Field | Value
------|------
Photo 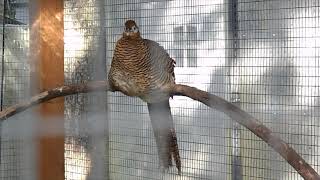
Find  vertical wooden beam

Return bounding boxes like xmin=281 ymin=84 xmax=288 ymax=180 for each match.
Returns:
xmin=30 ymin=0 xmax=64 ymax=180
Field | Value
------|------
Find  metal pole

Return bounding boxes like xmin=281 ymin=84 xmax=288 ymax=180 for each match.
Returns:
xmin=87 ymin=0 xmax=108 ymax=179
xmin=227 ymin=0 xmax=242 ymax=179
xmin=0 ymin=0 xmax=7 ymax=168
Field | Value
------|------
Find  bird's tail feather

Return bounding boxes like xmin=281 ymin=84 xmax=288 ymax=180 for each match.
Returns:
xmin=147 ymin=100 xmax=181 ymax=174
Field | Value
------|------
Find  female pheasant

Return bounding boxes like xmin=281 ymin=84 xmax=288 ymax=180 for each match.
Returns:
xmin=108 ymin=20 xmax=181 ymax=174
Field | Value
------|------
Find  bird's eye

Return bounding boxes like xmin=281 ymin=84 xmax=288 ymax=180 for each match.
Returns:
xmin=133 ymin=27 xmax=136 ymax=30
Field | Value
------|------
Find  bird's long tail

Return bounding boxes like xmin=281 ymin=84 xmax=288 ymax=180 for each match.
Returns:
xmin=147 ymin=100 xmax=181 ymax=174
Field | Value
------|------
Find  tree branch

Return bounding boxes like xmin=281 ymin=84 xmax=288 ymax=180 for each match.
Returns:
xmin=0 ymin=81 xmax=318 ymax=179
xmin=170 ymin=84 xmax=320 ymax=180
xmin=0 ymin=81 xmax=109 ymax=121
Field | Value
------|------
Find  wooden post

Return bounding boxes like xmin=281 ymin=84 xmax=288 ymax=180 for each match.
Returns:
xmin=29 ymin=0 xmax=64 ymax=180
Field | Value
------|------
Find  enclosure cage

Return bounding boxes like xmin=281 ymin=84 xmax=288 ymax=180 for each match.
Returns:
xmin=0 ymin=0 xmax=319 ymax=180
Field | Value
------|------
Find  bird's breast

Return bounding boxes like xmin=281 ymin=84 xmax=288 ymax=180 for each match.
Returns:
xmin=109 ymin=37 xmax=174 ymax=102
xmin=110 ymin=39 xmax=150 ymax=96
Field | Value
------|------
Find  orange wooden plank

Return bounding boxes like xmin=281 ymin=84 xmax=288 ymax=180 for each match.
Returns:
xmin=30 ymin=0 xmax=64 ymax=180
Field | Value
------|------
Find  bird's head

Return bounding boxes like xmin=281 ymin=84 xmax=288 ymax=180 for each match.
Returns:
xmin=123 ymin=20 xmax=140 ymax=38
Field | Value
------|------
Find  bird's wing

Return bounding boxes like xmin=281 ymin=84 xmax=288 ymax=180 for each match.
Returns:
xmin=143 ymin=39 xmax=175 ymax=85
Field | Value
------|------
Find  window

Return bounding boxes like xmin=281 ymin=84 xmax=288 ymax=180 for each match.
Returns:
xmin=173 ymin=25 xmax=197 ymax=67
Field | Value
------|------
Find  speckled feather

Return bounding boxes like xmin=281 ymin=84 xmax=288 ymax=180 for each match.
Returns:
xmin=108 ymin=31 xmax=175 ymax=102
xmin=108 ymin=20 xmax=181 ymax=174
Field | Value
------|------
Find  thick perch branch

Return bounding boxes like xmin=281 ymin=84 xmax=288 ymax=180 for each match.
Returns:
xmin=0 ymin=81 xmax=109 ymax=121
xmin=170 ymin=84 xmax=320 ymax=180
xmin=0 ymin=81 xmax=318 ymax=180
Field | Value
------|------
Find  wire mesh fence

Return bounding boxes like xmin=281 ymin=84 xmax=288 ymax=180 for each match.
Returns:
xmin=64 ymin=0 xmax=108 ymax=179
xmin=0 ymin=0 xmax=32 ymax=179
xmin=0 ymin=0 xmax=319 ymax=180
xmin=105 ymin=1 xmax=231 ymax=179
xmin=235 ymin=1 xmax=320 ymax=179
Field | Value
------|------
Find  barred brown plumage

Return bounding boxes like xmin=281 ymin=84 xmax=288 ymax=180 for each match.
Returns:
xmin=108 ymin=20 xmax=181 ymax=174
